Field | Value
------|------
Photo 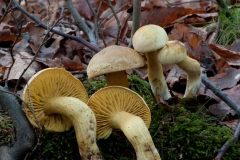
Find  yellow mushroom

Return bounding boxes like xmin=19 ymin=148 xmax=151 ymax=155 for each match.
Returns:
xmin=132 ymin=24 xmax=171 ymax=101
xmin=157 ymin=40 xmax=202 ymax=98
xmin=87 ymin=45 xmax=145 ymax=88
xmin=22 ymin=68 xmax=103 ymax=160
xmin=87 ymin=86 xmax=161 ymax=160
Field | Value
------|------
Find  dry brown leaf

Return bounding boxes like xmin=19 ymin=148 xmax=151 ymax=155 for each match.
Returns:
xmin=222 ymin=119 xmax=239 ymax=131
xmin=3 ymin=52 xmax=38 ymax=81
xmin=209 ymin=102 xmax=236 ymax=119
xmin=209 ymin=68 xmax=240 ymax=90
xmin=166 ymin=65 xmax=186 ymax=89
xmin=100 ymin=11 xmax=128 ymax=46
xmin=215 ymin=58 xmax=232 ymax=74
xmin=209 ymin=43 xmax=240 ymax=66
xmin=22 ymin=22 xmax=45 ymax=46
xmin=208 ymin=85 xmax=240 ymax=118
xmin=172 ymin=13 xmax=218 ymax=27
xmin=142 ymin=0 xmax=215 ymax=11
xmin=37 ymin=55 xmax=84 ymax=71
xmin=73 ymin=0 xmax=113 ymax=21
xmin=0 ymin=29 xmax=21 ymax=43
xmin=168 ymin=23 xmax=207 ymax=59
xmin=198 ymin=83 xmax=221 ymax=103
xmin=0 ymin=54 xmax=12 ymax=69
xmin=141 ymin=7 xmax=204 ymax=27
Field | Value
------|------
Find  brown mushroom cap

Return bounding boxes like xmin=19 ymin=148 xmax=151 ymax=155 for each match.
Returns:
xmin=22 ymin=68 xmax=89 ymax=132
xmin=157 ymin=40 xmax=187 ymax=65
xmin=132 ymin=24 xmax=168 ymax=53
xmin=87 ymin=86 xmax=151 ymax=139
xmin=87 ymin=45 xmax=145 ymax=79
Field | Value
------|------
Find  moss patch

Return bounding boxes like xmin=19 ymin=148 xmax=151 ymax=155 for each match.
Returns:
xmin=0 ymin=113 xmax=14 ymax=146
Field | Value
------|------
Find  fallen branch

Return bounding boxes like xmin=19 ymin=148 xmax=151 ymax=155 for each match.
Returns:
xmin=201 ymin=69 xmax=240 ymax=159
xmin=10 ymin=0 xmax=100 ymax=53
xmin=64 ymin=0 xmax=98 ymax=48
xmin=0 ymin=86 xmax=36 ymax=160
xmin=214 ymin=119 xmax=240 ymax=160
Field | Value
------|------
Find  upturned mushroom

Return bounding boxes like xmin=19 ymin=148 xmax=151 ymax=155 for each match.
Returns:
xmin=22 ymin=68 xmax=103 ymax=160
xmin=132 ymin=24 xmax=171 ymax=101
xmin=87 ymin=86 xmax=161 ymax=160
xmin=87 ymin=45 xmax=145 ymax=88
xmin=157 ymin=40 xmax=202 ymax=98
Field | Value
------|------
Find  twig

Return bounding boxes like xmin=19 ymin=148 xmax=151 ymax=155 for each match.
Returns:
xmin=107 ymin=0 xmax=121 ymax=45
xmin=108 ymin=34 xmax=128 ymax=45
xmin=85 ymin=0 xmax=99 ymax=41
xmin=128 ymin=0 xmax=141 ymax=48
xmin=201 ymin=70 xmax=240 ymax=114
xmin=14 ymin=17 xmax=62 ymax=93
xmin=99 ymin=1 xmax=130 ymax=26
xmin=0 ymin=0 xmax=13 ymax=23
xmin=10 ymin=0 xmax=100 ymax=52
xmin=201 ymin=69 xmax=240 ymax=159
xmin=64 ymin=0 xmax=98 ymax=48
xmin=214 ymin=118 xmax=240 ymax=160
xmin=5 ymin=12 xmax=23 ymax=89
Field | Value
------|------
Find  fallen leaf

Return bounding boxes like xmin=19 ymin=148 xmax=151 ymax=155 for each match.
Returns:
xmin=3 ymin=52 xmax=38 ymax=81
xmin=222 ymin=119 xmax=239 ymax=131
xmin=209 ymin=68 xmax=240 ymax=90
xmin=141 ymin=7 xmax=204 ymax=27
xmin=168 ymin=23 xmax=207 ymax=59
xmin=209 ymin=102 xmax=236 ymax=119
xmin=209 ymin=43 xmax=240 ymax=66
xmin=208 ymin=84 xmax=240 ymax=118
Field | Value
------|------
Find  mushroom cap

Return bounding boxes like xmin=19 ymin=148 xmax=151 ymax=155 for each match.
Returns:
xmin=87 ymin=45 xmax=145 ymax=79
xmin=157 ymin=40 xmax=187 ymax=65
xmin=87 ymin=86 xmax=151 ymax=139
xmin=22 ymin=68 xmax=89 ymax=131
xmin=132 ymin=24 xmax=168 ymax=53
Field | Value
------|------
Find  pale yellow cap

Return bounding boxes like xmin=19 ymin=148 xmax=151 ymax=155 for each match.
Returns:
xmin=87 ymin=45 xmax=145 ymax=79
xmin=132 ymin=24 xmax=168 ymax=53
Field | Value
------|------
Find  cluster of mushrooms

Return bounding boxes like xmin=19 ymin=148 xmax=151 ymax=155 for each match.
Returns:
xmin=22 ymin=24 xmax=201 ymax=160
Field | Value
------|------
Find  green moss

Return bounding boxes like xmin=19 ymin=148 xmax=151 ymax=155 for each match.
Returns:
xmin=7 ymin=75 xmax=240 ymax=159
xmin=0 ymin=113 xmax=14 ymax=146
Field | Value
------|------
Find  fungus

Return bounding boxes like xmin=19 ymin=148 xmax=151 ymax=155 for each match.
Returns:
xmin=132 ymin=24 xmax=171 ymax=101
xmin=87 ymin=86 xmax=161 ymax=160
xmin=157 ymin=40 xmax=201 ymax=98
xmin=87 ymin=45 xmax=145 ymax=87
xmin=22 ymin=68 xmax=103 ymax=160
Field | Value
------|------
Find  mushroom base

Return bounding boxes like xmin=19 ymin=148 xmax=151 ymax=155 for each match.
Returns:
xmin=111 ymin=111 xmax=161 ymax=160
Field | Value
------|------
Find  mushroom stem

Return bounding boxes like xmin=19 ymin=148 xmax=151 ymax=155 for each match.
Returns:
xmin=111 ymin=111 xmax=161 ymax=160
xmin=146 ymin=51 xmax=171 ymax=101
xmin=106 ymin=70 xmax=129 ymax=87
xmin=43 ymin=97 xmax=103 ymax=160
xmin=176 ymin=56 xmax=202 ymax=98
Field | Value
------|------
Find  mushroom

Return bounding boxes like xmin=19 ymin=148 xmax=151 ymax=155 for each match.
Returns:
xmin=87 ymin=86 xmax=161 ymax=160
xmin=22 ymin=68 xmax=103 ymax=160
xmin=157 ymin=40 xmax=202 ymax=98
xmin=87 ymin=45 xmax=145 ymax=88
xmin=132 ymin=24 xmax=171 ymax=101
